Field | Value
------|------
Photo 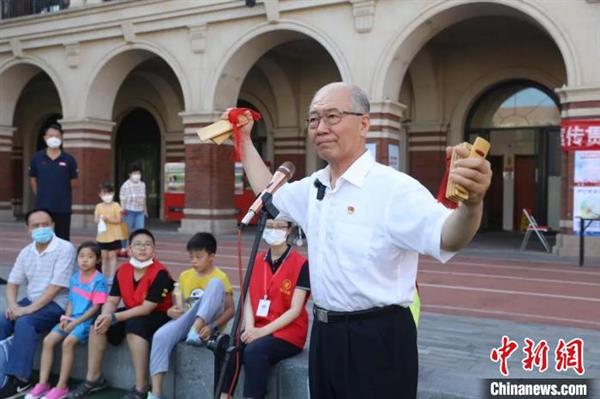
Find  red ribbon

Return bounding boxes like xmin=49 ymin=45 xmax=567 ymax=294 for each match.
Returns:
xmin=436 ymin=155 xmax=458 ymax=209
xmin=227 ymin=108 xmax=262 ymax=161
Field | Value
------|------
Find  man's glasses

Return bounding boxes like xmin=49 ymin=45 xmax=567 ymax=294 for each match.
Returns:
xmin=306 ymin=109 xmax=364 ymax=129
xmin=131 ymin=242 xmax=154 ymax=249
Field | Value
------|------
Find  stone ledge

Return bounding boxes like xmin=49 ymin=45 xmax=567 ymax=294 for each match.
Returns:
xmin=1 ymin=287 xmax=483 ymax=399
xmin=34 ymin=341 xmax=308 ymax=399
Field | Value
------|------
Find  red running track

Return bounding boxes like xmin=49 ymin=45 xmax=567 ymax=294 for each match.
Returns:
xmin=1 ymin=228 xmax=599 ymax=331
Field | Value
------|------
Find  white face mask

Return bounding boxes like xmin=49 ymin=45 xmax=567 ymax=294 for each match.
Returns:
xmin=46 ymin=137 xmax=62 ymax=149
xmin=130 ymin=173 xmax=141 ymax=182
xmin=101 ymin=194 xmax=114 ymax=203
xmin=262 ymin=228 xmax=288 ymax=246
xmin=130 ymin=257 xmax=153 ymax=269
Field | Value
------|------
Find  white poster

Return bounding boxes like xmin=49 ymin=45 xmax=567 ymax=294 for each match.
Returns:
xmin=572 ymin=150 xmax=600 ymax=235
xmin=573 ymin=187 xmax=600 ymax=235
xmin=388 ymin=144 xmax=399 ymax=170
xmin=366 ymin=143 xmax=377 ymax=159
xmin=164 ymin=162 xmax=185 ymax=193
xmin=574 ymin=151 xmax=600 ymax=185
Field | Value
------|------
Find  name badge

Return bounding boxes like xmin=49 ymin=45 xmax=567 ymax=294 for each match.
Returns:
xmin=59 ymin=161 xmax=67 ymax=167
xmin=256 ymin=298 xmax=271 ymax=317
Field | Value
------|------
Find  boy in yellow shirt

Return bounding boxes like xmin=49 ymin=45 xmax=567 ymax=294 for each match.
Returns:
xmin=148 ymin=232 xmax=234 ymax=399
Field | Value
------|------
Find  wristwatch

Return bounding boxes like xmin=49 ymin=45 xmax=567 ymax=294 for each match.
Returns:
xmin=111 ymin=313 xmax=118 ymax=325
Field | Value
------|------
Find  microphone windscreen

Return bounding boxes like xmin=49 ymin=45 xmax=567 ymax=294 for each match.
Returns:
xmin=278 ymin=161 xmax=296 ymax=179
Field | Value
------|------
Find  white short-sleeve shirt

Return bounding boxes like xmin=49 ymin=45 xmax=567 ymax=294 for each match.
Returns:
xmin=273 ymin=151 xmax=455 ymax=311
xmin=8 ymin=234 xmax=76 ymax=309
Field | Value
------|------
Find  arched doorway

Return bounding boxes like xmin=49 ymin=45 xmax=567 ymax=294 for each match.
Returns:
xmin=466 ymin=82 xmax=561 ymax=231
xmin=6 ymin=67 xmax=64 ymax=215
xmin=115 ymin=108 xmax=161 ymax=218
xmin=212 ymin=30 xmax=344 ymax=178
xmin=84 ymin=48 xmax=186 ymax=222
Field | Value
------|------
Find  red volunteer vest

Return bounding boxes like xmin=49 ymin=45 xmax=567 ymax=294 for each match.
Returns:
xmin=116 ymin=260 xmax=172 ymax=312
xmin=248 ymin=250 xmax=309 ymax=349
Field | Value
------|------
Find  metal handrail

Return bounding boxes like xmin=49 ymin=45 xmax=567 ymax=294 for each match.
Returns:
xmin=1 ymin=0 xmax=70 ymax=20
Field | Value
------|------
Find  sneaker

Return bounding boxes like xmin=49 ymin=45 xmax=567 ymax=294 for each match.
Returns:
xmin=121 ymin=387 xmax=146 ymax=399
xmin=185 ymin=327 xmax=205 ymax=347
xmin=146 ymin=393 xmax=161 ymax=399
xmin=66 ymin=377 xmax=106 ymax=399
xmin=41 ymin=387 xmax=69 ymax=399
xmin=24 ymin=383 xmax=51 ymax=399
xmin=0 ymin=376 xmax=32 ymax=399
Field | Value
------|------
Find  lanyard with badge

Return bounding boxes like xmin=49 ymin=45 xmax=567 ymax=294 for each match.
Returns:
xmin=256 ymin=249 xmax=290 ymax=317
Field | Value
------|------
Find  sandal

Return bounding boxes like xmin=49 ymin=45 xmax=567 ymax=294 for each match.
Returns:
xmin=67 ymin=377 xmax=107 ymax=398
xmin=120 ymin=386 xmax=147 ymax=399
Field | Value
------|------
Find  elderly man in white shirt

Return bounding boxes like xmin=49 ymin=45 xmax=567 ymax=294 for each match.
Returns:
xmin=0 ymin=209 xmax=76 ymax=398
xmin=228 ymin=82 xmax=492 ymax=399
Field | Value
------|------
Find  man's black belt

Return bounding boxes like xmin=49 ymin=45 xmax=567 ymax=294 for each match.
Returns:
xmin=313 ymin=304 xmax=404 ymax=324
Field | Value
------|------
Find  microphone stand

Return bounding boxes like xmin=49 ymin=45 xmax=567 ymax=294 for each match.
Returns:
xmin=213 ymin=192 xmax=278 ymax=399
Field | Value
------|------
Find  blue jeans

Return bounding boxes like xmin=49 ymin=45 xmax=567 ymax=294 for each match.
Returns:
xmin=0 ymin=298 xmax=63 ymax=379
xmin=122 ymin=210 xmax=145 ymax=247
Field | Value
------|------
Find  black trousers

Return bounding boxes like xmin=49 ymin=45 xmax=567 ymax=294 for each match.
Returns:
xmin=220 ymin=334 xmax=302 ymax=399
xmin=309 ymin=306 xmax=418 ymax=399
xmin=52 ymin=212 xmax=71 ymax=241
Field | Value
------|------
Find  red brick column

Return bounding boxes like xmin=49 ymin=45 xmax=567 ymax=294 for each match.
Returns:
xmin=554 ymin=86 xmax=600 ymax=256
xmin=406 ymin=124 xmax=448 ymax=195
xmin=178 ymin=113 xmax=237 ymax=235
xmin=368 ymin=100 xmax=407 ymax=171
xmin=61 ymin=119 xmax=115 ymax=228
xmin=166 ymin=132 xmax=184 ymax=163
xmin=273 ymin=128 xmax=306 ymax=181
xmin=0 ymin=126 xmax=15 ymax=220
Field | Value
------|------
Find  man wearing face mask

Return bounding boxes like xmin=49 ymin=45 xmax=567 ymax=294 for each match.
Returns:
xmin=29 ymin=124 xmax=79 ymax=241
xmin=0 ymin=209 xmax=76 ymax=398
xmin=220 ymin=219 xmax=310 ymax=399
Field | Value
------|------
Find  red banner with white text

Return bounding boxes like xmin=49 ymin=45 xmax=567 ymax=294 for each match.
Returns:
xmin=560 ymin=119 xmax=600 ymax=151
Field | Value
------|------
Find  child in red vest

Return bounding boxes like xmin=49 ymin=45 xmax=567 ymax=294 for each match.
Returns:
xmin=69 ymin=229 xmax=173 ymax=399
xmin=220 ymin=219 xmax=310 ymax=399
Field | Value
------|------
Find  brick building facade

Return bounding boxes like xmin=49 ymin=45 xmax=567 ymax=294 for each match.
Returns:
xmin=1 ymin=0 xmax=599 ymax=256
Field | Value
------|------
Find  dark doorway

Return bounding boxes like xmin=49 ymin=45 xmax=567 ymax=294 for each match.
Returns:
xmin=116 ymin=109 xmax=161 ymax=218
xmin=514 ymin=155 xmax=535 ymax=229
xmin=236 ymin=99 xmax=267 ymax=157
xmin=484 ymin=155 xmax=504 ymax=230
xmin=465 ymin=81 xmax=561 ymax=231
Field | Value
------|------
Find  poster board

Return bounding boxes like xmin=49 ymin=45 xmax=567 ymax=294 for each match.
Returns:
xmin=164 ymin=162 xmax=185 ymax=193
xmin=366 ymin=143 xmax=377 ymax=159
xmin=573 ymin=151 xmax=600 ymax=235
xmin=388 ymin=143 xmax=400 ymax=170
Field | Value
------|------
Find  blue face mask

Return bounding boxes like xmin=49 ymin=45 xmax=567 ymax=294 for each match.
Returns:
xmin=31 ymin=226 xmax=54 ymax=244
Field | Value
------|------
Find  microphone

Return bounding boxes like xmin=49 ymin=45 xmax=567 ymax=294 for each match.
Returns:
xmin=240 ymin=161 xmax=295 ymax=226
xmin=314 ymin=179 xmax=326 ymax=201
